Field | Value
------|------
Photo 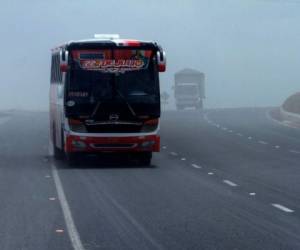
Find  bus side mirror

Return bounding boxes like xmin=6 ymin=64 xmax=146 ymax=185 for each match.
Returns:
xmin=157 ymin=50 xmax=166 ymax=72
xmin=60 ymin=50 xmax=69 ymax=72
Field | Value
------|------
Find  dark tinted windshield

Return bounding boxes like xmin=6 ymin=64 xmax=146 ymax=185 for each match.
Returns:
xmin=67 ymin=49 xmax=159 ymax=103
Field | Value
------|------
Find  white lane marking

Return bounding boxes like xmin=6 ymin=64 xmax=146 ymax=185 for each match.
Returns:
xmin=49 ymin=197 xmax=57 ymax=201
xmin=228 ymin=130 xmax=233 ymax=133
xmin=208 ymin=172 xmax=214 ymax=175
xmin=258 ymin=140 xmax=268 ymax=145
xmin=248 ymin=136 xmax=252 ymax=140
xmin=51 ymin=164 xmax=86 ymax=250
xmin=289 ymin=150 xmax=300 ymax=154
xmin=249 ymin=193 xmax=256 ymax=196
xmin=56 ymin=229 xmax=64 ymax=233
xmin=223 ymin=180 xmax=238 ymax=187
xmin=271 ymin=204 xmax=294 ymax=213
xmin=222 ymin=127 xmax=228 ymax=131
xmin=237 ymin=133 xmax=243 ymax=136
xmin=45 ymin=175 xmax=51 ymax=178
xmin=274 ymin=145 xmax=280 ymax=149
xmin=0 ymin=116 xmax=11 ymax=125
xmin=191 ymin=164 xmax=202 ymax=169
xmin=162 ymin=146 xmax=167 ymax=149
xmin=216 ymin=125 xmax=220 ymax=128
xmin=181 ymin=158 xmax=186 ymax=161
xmin=170 ymin=152 xmax=178 ymax=156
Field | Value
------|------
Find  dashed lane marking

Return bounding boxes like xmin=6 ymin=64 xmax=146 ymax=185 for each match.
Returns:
xmin=162 ymin=146 xmax=167 ymax=149
xmin=289 ymin=150 xmax=300 ymax=154
xmin=170 ymin=152 xmax=178 ymax=156
xmin=258 ymin=140 xmax=268 ymax=145
xmin=274 ymin=145 xmax=280 ymax=149
xmin=52 ymin=164 xmax=86 ymax=250
xmin=271 ymin=204 xmax=294 ymax=213
xmin=208 ymin=172 xmax=214 ymax=175
xmin=249 ymin=193 xmax=256 ymax=196
xmin=181 ymin=158 xmax=186 ymax=161
xmin=223 ymin=180 xmax=238 ymax=187
xmin=237 ymin=133 xmax=243 ymax=136
xmin=191 ymin=164 xmax=202 ymax=169
xmin=248 ymin=136 xmax=252 ymax=140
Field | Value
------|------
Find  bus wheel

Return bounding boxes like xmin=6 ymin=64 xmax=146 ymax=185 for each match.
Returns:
xmin=54 ymin=146 xmax=64 ymax=160
xmin=138 ymin=152 xmax=152 ymax=166
xmin=66 ymin=153 xmax=80 ymax=166
xmin=52 ymin=126 xmax=64 ymax=160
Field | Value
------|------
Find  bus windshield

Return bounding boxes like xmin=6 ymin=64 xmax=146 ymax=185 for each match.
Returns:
xmin=66 ymin=48 xmax=160 ymax=117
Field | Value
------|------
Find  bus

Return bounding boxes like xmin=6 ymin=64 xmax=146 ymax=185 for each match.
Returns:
xmin=49 ymin=35 xmax=166 ymax=165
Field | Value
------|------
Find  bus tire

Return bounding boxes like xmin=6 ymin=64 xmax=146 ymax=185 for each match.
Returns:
xmin=139 ymin=152 xmax=152 ymax=166
xmin=66 ymin=153 xmax=80 ymax=166
xmin=52 ymin=125 xmax=64 ymax=160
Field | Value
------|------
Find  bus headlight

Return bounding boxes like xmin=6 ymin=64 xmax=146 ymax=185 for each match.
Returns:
xmin=141 ymin=141 xmax=155 ymax=148
xmin=71 ymin=140 xmax=87 ymax=149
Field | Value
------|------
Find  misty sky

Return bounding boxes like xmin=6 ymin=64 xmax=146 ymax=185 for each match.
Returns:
xmin=1 ymin=0 xmax=300 ymax=110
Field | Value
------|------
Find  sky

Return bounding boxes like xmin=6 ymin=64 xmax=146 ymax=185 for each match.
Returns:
xmin=0 ymin=0 xmax=300 ymax=110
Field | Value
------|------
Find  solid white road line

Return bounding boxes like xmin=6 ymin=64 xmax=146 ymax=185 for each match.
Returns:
xmin=289 ymin=150 xmax=300 ymax=154
xmin=191 ymin=164 xmax=202 ymax=169
xmin=258 ymin=140 xmax=268 ymax=145
xmin=51 ymin=164 xmax=85 ymax=250
xmin=271 ymin=204 xmax=294 ymax=213
xmin=223 ymin=180 xmax=238 ymax=187
xmin=170 ymin=152 xmax=178 ymax=156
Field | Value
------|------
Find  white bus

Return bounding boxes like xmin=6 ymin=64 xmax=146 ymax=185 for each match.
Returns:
xmin=50 ymin=35 xmax=166 ymax=165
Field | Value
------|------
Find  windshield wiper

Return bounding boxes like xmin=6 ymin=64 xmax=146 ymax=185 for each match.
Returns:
xmin=90 ymin=101 xmax=101 ymax=118
xmin=115 ymin=88 xmax=137 ymax=118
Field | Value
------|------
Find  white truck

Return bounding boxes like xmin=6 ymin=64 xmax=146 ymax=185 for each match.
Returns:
xmin=174 ymin=68 xmax=205 ymax=110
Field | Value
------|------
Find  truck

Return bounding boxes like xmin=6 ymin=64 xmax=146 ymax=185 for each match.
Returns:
xmin=49 ymin=34 xmax=166 ymax=165
xmin=174 ymin=68 xmax=205 ymax=110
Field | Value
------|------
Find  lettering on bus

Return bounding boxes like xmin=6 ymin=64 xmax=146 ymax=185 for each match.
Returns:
xmin=80 ymin=59 xmax=145 ymax=73
xmin=68 ymin=91 xmax=89 ymax=97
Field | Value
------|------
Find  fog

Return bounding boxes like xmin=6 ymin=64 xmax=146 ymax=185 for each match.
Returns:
xmin=1 ymin=0 xmax=300 ymax=110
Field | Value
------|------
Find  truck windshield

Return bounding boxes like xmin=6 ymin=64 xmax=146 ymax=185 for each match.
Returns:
xmin=176 ymin=85 xmax=198 ymax=96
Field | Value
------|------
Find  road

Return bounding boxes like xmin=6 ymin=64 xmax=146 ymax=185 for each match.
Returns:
xmin=0 ymin=108 xmax=300 ymax=250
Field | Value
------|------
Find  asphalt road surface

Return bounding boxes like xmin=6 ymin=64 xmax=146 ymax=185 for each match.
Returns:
xmin=0 ymin=108 xmax=300 ymax=250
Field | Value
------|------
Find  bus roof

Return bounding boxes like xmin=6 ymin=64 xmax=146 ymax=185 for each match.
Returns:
xmin=51 ymin=38 xmax=160 ymax=52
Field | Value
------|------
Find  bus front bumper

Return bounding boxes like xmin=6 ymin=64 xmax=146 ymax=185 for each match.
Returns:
xmin=65 ymin=134 xmax=160 ymax=153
